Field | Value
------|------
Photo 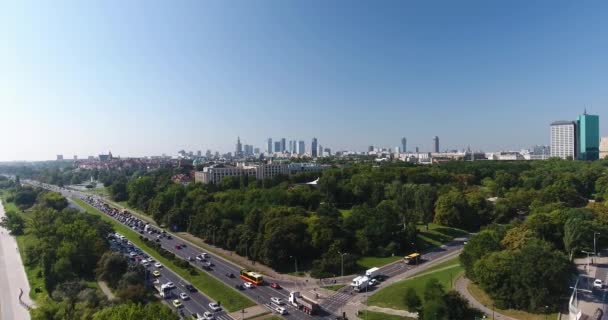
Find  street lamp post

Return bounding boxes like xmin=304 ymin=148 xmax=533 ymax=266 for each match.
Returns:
xmin=594 ymin=232 xmax=601 ymax=257
xmin=338 ymin=251 xmax=347 ymax=278
xmin=290 ymin=256 xmax=298 ymax=274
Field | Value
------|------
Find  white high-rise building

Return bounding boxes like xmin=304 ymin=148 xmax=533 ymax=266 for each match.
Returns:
xmin=550 ymin=121 xmax=577 ymax=159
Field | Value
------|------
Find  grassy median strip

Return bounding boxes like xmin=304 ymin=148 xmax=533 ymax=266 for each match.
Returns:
xmin=73 ymin=198 xmax=255 ymax=312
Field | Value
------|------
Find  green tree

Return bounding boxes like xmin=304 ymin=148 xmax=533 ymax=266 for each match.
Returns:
xmin=404 ymin=287 xmax=422 ymax=312
xmin=0 ymin=210 xmax=25 ymax=235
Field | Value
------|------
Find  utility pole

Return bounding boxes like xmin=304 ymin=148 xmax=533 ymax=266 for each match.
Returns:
xmin=594 ymin=232 xmax=601 ymax=257
xmin=338 ymin=251 xmax=347 ymax=277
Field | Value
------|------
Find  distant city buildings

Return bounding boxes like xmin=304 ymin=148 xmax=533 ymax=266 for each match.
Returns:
xmin=56 ymin=155 xmax=63 ymax=161
xmin=550 ymin=120 xmax=577 ymax=159
xmin=401 ymin=137 xmax=407 ymax=153
xmin=311 ymin=138 xmax=318 ymax=158
xmin=298 ymin=140 xmax=305 ymax=155
xmin=267 ymin=138 xmax=273 ymax=154
xmin=195 ymin=161 xmax=329 ymax=184
xmin=433 ymin=136 xmax=440 ymax=153
xmin=601 ymin=137 xmax=608 ymax=160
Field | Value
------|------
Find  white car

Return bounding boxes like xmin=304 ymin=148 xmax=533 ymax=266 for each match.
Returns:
xmin=594 ymin=279 xmax=603 ymax=289
xmin=179 ymin=292 xmax=189 ymax=300
xmin=129 ymin=252 xmax=137 ymax=257
xmin=243 ymin=282 xmax=253 ymax=289
xmin=155 ymin=262 xmax=162 ymax=268
xmin=208 ymin=302 xmax=221 ymax=312
xmin=270 ymin=297 xmax=284 ymax=305
xmin=164 ymin=282 xmax=175 ymax=289
xmin=141 ymin=259 xmax=149 ymax=267
xmin=202 ymin=311 xmax=215 ymax=320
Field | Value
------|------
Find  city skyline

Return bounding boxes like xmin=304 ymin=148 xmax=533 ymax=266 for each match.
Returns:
xmin=2 ymin=1 xmax=608 ymax=161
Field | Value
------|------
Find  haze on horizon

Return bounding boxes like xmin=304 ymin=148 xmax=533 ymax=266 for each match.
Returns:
xmin=1 ymin=0 xmax=608 ymax=161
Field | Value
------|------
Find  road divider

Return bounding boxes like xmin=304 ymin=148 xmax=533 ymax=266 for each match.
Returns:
xmin=73 ymin=198 xmax=255 ymax=312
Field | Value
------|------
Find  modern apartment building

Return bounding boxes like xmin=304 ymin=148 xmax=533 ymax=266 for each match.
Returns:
xmin=550 ymin=121 xmax=577 ymax=159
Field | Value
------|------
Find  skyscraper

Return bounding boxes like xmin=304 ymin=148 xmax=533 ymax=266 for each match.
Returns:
xmin=318 ymin=145 xmax=323 ymax=157
xmin=267 ymin=138 xmax=273 ymax=154
xmin=368 ymin=146 xmax=374 ymax=152
xmin=274 ymin=141 xmax=281 ymax=153
xmin=281 ymin=138 xmax=286 ymax=152
xmin=577 ymin=111 xmax=600 ymax=160
xmin=550 ymin=121 xmax=577 ymax=159
xmin=311 ymin=138 xmax=318 ymax=157
xmin=236 ymin=137 xmax=243 ymax=157
xmin=401 ymin=137 xmax=407 ymax=153
xmin=433 ymin=136 xmax=439 ymax=153
xmin=298 ymin=140 xmax=305 ymax=155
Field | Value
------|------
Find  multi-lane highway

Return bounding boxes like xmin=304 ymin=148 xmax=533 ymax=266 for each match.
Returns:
xmin=27 ymin=179 xmax=469 ymax=320
xmin=109 ymin=232 xmax=232 ymax=320
xmin=26 ymin=180 xmax=331 ymax=320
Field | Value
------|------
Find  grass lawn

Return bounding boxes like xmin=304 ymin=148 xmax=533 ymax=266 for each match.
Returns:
xmin=322 ymin=284 xmax=346 ymax=291
xmin=82 ymin=187 xmax=108 ymax=197
xmin=361 ymin=311 xmax=415 ymax=320
xmin=368 ymin=263 xmax=464 ymax=311
xmin=467 ymin=282 xmax=558 ymax=320
xmin=418 ymin=256 xmax=460 ymax=274
xmin=73 ymin=198 xmax=255 ymax=312
xmin=416 ymin=223 xmax=467 ymax=250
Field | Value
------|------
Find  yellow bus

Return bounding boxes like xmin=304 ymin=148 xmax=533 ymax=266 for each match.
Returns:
xmin=404 ymin=253 xmax=420 ymax=264
xmin=240 ymin=270 xmax=263 ymax=285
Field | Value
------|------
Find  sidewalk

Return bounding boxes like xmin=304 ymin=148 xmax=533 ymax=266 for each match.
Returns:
xmin=0 ymin=200 xmax=33 ymax=320
xmin=454 ymin=276 xmax=516 ymax=320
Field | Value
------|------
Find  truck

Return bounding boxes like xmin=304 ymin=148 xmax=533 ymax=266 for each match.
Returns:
xmin=153 ymin=279 xmax=171 ymax=298
xmin=365 ymin=267 xmax=380 ymax=279
xmin=288 ymin=291 xmax=319 ymax=315
xmin=351 ymin=276 xmax=369 ymax=292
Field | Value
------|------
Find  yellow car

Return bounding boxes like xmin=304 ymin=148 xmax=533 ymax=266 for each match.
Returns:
xmin=153 ymin=270 xmax=161 ymax=277
xmin=172 ymin=299 xmax=182 ymax=308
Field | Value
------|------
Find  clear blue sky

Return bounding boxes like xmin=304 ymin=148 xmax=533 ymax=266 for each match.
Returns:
xmin=1 ymin=0 xmax=607 ymax=160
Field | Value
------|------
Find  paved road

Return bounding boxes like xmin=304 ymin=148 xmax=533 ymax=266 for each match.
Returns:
xmin=0 ymin=200 xmax=32 ymax=320
xmin=26 ymin=179 xmax=469 ymax=320
xmin=109 ymin=232 xmax=233 ymax=320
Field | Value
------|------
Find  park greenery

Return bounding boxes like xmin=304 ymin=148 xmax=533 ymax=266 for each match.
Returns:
xmin=0 ymin=180 xmax=178 ymax=320
xmin=4 ymin=158 xmax=608 ymax=314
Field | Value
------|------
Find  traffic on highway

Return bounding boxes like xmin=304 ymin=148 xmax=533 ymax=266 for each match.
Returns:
xmin=27 ymin=180 xmax=336 ymax=320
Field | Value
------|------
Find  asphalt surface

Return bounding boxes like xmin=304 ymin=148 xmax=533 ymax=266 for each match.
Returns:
xmin=0 ymin=200 xmax=32 ymax=320
xmin=320 ymin=238 xmax=467 ymax=314
xmin=26 ymin=180 xmax=469 ymax=320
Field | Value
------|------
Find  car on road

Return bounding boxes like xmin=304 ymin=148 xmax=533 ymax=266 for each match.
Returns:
xmin=225 ymin=273 xmax=235 ymax=278
xmin=155 ymin=262 xmax=163 ymax=268
xmin=152 ymin=270 xmax=161 ymax=277
xmin=141 ymin=259 xmax=150 ymax=267
xmin=164 ymin=282 xmax=175 ymax=289
xmin=172 ymin=299 xmax=182 ymax=308
xmin=184 ymin=283 xmax=196 ymax=292
xmin=180 ymin=292 xmax=190 ymax=300
xmin=594 ymin=279 xmax=603 ymax=289
xmin=270 ymin=282 xmax=281 ymax=289
xmin=243 ymin=282 xmax=254 ymax=289
xmin=234 ymin=284 xmax=243 ymax=290
xmin=175 ymin=245 xmax=182 ymax=250
xmin=129 ymin=252 xmax=137 ymax=257
xmin=202 ymin=311 xmax=215 ymax=320
xmin=208 ymin=302 xmax=221 ymax=312
xmin=270 ymin=297 xmax=284 ymax=305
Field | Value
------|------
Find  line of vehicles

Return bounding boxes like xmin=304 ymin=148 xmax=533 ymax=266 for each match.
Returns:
xmin=27 ymin=180 xmax=334 ymax=320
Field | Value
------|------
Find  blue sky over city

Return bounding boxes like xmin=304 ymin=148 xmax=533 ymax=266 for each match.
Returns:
xmin=1 ymin=0 xmax=608 ymax=160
